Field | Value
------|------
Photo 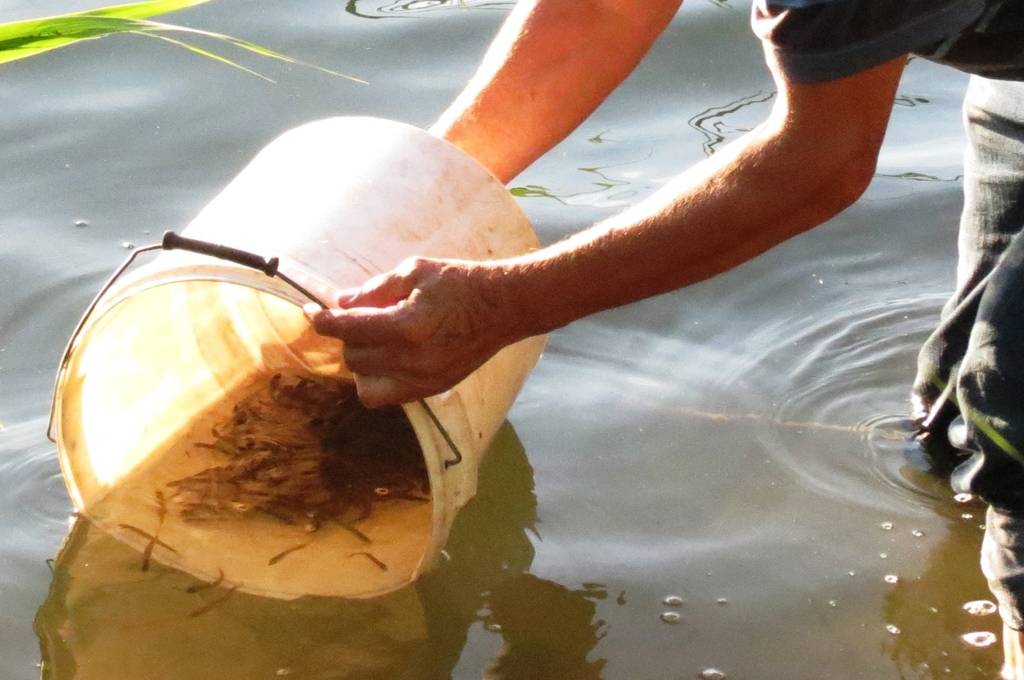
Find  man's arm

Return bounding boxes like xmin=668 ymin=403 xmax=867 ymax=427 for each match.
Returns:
xmin=493 ymin=56 xmax=906 ymax=334
xmin=311 ymin=51 xmax=906 ymax=407
xmin=431 ymin=0 xmax=684 ymax=182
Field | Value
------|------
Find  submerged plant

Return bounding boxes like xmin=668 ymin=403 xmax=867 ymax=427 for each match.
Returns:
xmin=0 ymin=0 xmax=363 ymax=82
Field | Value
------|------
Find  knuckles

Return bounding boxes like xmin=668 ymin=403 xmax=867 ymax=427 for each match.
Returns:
xmin=329 ymin=257 xmax=497 ymax=405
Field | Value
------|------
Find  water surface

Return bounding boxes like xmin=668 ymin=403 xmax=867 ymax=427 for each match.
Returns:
xmin=0 ymin=1 xmax=998 ymax=678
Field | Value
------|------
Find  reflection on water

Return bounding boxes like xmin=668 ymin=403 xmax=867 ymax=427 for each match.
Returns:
xmin=686 ymin=90 xmax=776 ymax=156
xmin=509 ymin=135 xmax=650 ymax=206
xmin=881 ymin=494 xmax=1000 ymax=679
xmin=875 ymin=171 xmax=965 ymax=182
xmin=480 ymin=576 xmax=607 ymax=680
xmin=35 ymin=422 xmax=610 ymax=679
xmin=509 ymin=166 xmax=639 ymax=205
xmin=894 ymin=94 xmax=932 ymax=107
xmin=344 ymin=0 xmax=512 ymax=18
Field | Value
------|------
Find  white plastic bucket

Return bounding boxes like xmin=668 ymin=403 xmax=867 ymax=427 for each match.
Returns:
xmin=51 ymin=117 xmax=546 ymax=599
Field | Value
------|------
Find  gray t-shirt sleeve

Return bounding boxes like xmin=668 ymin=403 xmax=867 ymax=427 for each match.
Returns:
xmin=751 ymin=0 xmax=986 ymax=82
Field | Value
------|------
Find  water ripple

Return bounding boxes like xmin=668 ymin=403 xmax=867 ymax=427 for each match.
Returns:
xmin=0 ymin=418 xmax=72 ymax=549
xmin=344 ymin=0 xmax=511 ymax=18
xmin=687 ymin=90 xmax=776 ymax=156
xmin=722 ymin=294 xmax=958 ymax=512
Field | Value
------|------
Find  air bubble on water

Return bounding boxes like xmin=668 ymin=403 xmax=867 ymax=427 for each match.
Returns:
xmin=961 ymin=631 xmax=998 ymax=648
xmin=829 ymin=600 xmax=838 ymax=607
xmin=121 ymin=241 xmax=135 ymax=250
xmin=881 ymin=522 xmax=893 ymax=530
xmin=716 ymin=598 xmax=728 ymax=605
xmin=954 ymin=493 xmax=973 ymax=503
xmin=699 ymin=669 xmax=726 ymax=680
xmin=74 ymin=219 xmax=88 ymax=228
xmin=912 ymin=529 xmax=924 ymax=537
xmin=963 ymin=600 xmax=998 ymax=616
xmin=485 ymin=622 xmax=502 ymax=633
xmin=880 ymin=553 xmax=888 ymax=559
xmin=275 ymin=669 xmax=292 ymax=677
xmin=660 ymin=611 xmax=681 ymax=624
xmin=962 ymin=513 xmax=974 ymax=520
xmin=848 ymin=570 xmax=856 ymax=576
xmin=884 ymin=574 xmax=900 ymax=584
xmin=886 ymin=624 xmax=901 ymax=635
xmin=663 ymin=595 xmax=684 ymax=607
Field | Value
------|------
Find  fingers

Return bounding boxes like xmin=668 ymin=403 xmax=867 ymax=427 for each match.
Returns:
xmin=300 ymin=257 xmax=497 ymax=408
xmin=335 ymin=259 xmax=428 ymax=309
xmin=333 ymin=288 xmax=360 ymax=307
xmin=341 ymin=343 xmax=399 ymax=376
xmin=306 ymin=303 xmax=412 ymax=346
xmin=303 ymin=303 xmax=437 ymax=406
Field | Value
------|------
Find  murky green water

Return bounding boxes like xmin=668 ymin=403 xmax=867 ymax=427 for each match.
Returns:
xmin=0 ymin=1 xmax=1001 ymax=678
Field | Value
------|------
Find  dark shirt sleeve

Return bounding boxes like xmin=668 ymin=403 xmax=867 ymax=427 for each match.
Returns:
xmin=751 ymin=0 xmax=986 ymax=82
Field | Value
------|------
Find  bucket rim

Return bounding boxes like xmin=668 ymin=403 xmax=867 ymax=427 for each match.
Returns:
xmin=46 ymin=233 xmax=330 ymax=445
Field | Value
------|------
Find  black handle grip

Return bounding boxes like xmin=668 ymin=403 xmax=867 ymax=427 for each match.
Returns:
xmin=162 ymin=231 xmax=279 ymax=276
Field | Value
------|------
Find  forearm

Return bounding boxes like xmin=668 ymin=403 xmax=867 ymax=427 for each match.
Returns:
xmin=431 ymin=0 xmax=682 ymax=183
xmin=308 ymin=58 xmax=904 ymax=407
xmin=492 ymin=135 xmax=851 ymax=337
xmin=489 ymin=58 xmax=905 ymax=339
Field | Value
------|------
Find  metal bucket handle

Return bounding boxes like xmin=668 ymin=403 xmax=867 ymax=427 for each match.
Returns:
xmin=47 ymin=231 xmax=463 ymax=469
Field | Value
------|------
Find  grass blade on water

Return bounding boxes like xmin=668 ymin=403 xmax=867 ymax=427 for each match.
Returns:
xmin=0 ymin=0 xmax=365 ymax=83
xmin=0 ymin=0 xmax=213 ymax=64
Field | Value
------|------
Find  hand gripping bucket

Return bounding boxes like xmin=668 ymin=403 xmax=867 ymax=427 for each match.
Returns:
xmin=48 ymin=117 xmax=547 ymax=600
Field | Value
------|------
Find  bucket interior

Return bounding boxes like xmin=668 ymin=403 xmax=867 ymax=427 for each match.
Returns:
xmin=56 ymin=279 xmax=435 ymax=599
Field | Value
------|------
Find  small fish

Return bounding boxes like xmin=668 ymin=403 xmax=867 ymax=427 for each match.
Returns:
xmin=268 ymin=542 xmax=310 ymax=566
xmin=118 ymin=523 xmax=178 ymax=571
xmin=194 ymin=436 xmax=245 ymax=458
xmin=350 ymin=551 xmax=387 ymax=572
xmin=186 ymin=568 xmax=226 ymax=593
xmin=188 ymin=584 xmax=238 ymax=618
xmin=341 ymin=522 xmax=372 ymax=544
xmin=154 ymin=490 xmax=168 ymax=526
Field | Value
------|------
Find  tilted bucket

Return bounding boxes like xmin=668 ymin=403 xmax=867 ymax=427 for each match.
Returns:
xmin=49 ymin=117 xmax=546 ymax=600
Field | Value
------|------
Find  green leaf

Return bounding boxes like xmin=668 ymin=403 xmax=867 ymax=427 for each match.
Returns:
xmin=137 ymin=19 xmax=367 ymax=83
xmin=0 ymin=0 xmax=366 ymax=83
xmin=0 ymin=0 xmax=213 ymax=64
xmin=137 ymin=31 xmax=276 ymax=82
xmin=62 ymin=0 xmax=214 ymax=20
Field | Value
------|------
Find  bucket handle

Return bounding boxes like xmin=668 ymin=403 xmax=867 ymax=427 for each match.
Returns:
xmin=47 ymin=231 xmax=463 ymax=470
